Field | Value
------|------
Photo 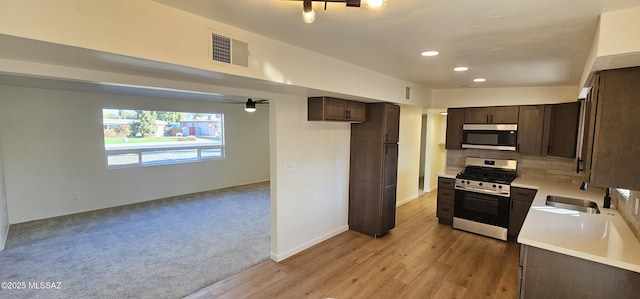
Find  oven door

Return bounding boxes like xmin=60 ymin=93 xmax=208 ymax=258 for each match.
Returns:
xmin=454 ymin=189 xmax=510 ymax=228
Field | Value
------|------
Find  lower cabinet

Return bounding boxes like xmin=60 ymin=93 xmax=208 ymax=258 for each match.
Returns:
xmin=508 ymin=187 xmax=537 ymax=239
xmin=519 ymin=245 xmax=640 ymax=298
xmin=437 ymin=177 xmax=455 ymax=225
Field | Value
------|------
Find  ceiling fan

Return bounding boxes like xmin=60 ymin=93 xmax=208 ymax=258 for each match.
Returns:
xmin=291 ymin=0 xmax=388 ymax=23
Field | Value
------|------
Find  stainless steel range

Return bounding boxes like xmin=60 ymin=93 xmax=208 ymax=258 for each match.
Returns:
xmin=453 ymin=157 xmax=517 ymax=241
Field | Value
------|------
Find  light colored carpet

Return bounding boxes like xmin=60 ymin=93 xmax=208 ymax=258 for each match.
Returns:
xmin=0 ymin=182 xmax=270 ymax=299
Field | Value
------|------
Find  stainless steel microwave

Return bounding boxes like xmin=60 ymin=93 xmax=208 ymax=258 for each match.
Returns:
xmin=462 ymin=124 xmax=517 ymax=151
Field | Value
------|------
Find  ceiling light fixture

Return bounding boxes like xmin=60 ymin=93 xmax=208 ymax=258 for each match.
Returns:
xmin=454 ymin=67 xmax=469 ymax=72
xmin=302 ymin=0 xmax=315 ymax=24
xmin=473 ymin=78 xmax=486 ymax=82
xmin=421 ymin=51 xmax=439 ymax=57
xmin=244 ymin=98 xmax=257 ymax=112
xmin=298 ymin=0 xmax=387 ymax=23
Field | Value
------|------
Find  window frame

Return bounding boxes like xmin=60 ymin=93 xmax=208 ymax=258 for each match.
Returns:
xmin=103 ymin=109 xmax=225 ymax=169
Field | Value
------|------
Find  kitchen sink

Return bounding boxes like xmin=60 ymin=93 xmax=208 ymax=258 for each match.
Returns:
xmin=545 ymin=195 xmax=600 ymax=214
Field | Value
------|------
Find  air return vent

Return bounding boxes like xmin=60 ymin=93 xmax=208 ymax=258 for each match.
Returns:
xmin=211 ymin=32 xmax=249 ymax=67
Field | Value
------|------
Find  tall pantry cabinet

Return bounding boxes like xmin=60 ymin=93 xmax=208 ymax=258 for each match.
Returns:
xmin=349 ymin=103 xmax=400 ymax=237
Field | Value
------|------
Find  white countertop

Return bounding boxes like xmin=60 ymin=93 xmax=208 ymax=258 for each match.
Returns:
xmin=514 ymin=177 xmax=640 ymax=273
xmin=436 ymin=169 xmax=462 ymax=179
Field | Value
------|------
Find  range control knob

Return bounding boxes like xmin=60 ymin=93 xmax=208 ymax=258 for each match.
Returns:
xmin=498 ymin=185 xmax=503 ymax=189
xmin=479 ymin=182 xmax=483 ymax=186
xmin=492 ymin=184 xmax=497 ymax=188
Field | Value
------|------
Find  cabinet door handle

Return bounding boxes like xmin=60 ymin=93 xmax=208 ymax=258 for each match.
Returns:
xmin=510 ymin=200 xmax=514 ymax=209
xmin=490 ymin=115 xmax=493 ymax=123
xmin=547 ymin=145 xmax=551 ymax=154
xmin=576 ymin=158 xmax=584 ymax=173
xmin=486 ymin=115 xmax=489 ymax=123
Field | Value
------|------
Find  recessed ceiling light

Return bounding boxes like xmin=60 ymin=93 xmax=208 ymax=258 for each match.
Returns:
xmin=421 ymin=51 xmax=439 ymax=57
xmin=454 ymin=67 xmax=469 ymax=72
xmin=473 ymin=78 xmax=486 ymax=82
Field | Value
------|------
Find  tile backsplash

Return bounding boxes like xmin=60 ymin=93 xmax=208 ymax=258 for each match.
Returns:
xmin=446 ymin=149 xmax=583 ymax=184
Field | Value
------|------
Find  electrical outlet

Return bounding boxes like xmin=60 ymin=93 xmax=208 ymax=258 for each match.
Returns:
xmin=635 ymin=197 xmax=639 ymax=215
xmin=73 ymin=192 xmax=80 ymax=200
xmin=285 ymin=162 xmax=296 ymax=172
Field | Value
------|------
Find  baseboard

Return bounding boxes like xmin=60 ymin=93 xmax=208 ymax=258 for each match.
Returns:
xmin=270 ymin=224 xmax=349 ymax=262
xmin=397 ymin=194 xmax=419 ymax=207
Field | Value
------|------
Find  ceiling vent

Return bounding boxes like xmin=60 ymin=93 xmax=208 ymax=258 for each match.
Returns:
xmin=211 ymin=32 xmax=249 ymax=67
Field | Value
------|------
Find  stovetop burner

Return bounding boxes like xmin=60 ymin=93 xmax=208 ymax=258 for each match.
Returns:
xmin=456 ymin=166 xmax=516 ymax=185
xmin=454 ymin=157 xmax=518 ymax=197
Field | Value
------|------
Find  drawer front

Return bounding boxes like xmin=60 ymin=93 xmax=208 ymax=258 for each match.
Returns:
xmin=438 ymin=177 xmax=455 ymax=190
xmin=437 ymin=189 xmax=455 ymax=205
xmin=437 ymin=204 xmax=454 ymax=220
xmin=511 ymin=187 xmax=537 ymax=202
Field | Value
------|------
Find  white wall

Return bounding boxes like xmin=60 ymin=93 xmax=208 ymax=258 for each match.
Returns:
xmin=428 ymin=111 xmax=448 ymax=191
xmin=580 ymin=7 xmax=640 ymax=88
xmin=422 ymin=109 xmax=448 ymax=192
xmin=0 ymin=136 xmax=9 ymax=250
xmin=0 ymin=85 xmax=270 ymax=223
xmin=0 ymin=0 xmax=431 ymax=107
xmin=431 ymin=86 xmax=578 ymax=108
xmin=269 ymin=96 xmax=351 ymax=261
xmin=396 ymin=105 xmax=422 ymax=205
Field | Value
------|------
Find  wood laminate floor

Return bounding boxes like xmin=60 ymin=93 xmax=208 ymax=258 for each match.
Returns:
xmin=185 ymin=191 xmax=520 ymax=299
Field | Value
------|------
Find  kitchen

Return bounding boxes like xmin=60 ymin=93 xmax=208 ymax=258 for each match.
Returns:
xmin=436 ymin=67 xmax=640 ymax=296
xmin=1 ymin=1 xmax=640 ymax=298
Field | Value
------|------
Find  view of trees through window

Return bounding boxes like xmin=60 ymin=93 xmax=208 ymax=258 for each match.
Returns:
xmin=103 ymin=108 xmax=224 ymax=167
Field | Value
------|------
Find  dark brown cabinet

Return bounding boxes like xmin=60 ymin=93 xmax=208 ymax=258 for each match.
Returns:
xmin=436 ymin=177 xmax=455 ymax=225
xmin=580 ymin=67 xmax=640 ymax=190
xmin=445 ymin=108 xmax=465 ymax=150
xmin=517 ymin=105 xmax=545 ymax=155
xmin=508 ymin=187 xmax=537 ymax=239
xmin=465 ymin=106 xmax=519 ymax=124
xmin=542 ymin=102 xmax=580 ymax=158
xmin=519 ymin=245 xmax=640 ymax=299
xmin=307 ymin=96 xmax=366 ymax=122
xmin=349 ymin=103 xmax=400 ymax=237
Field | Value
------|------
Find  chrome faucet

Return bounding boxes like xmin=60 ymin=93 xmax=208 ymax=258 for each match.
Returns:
xmin=603 ymin=187 xmax=611 ymax=209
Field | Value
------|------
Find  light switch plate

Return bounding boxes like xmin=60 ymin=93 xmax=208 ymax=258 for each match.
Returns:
xmin=285 ymin=162 xmax=296 ymax=172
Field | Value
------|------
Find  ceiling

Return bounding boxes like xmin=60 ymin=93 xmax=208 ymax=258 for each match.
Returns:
xmin=155 ymin=0 xmax=640 ymax=89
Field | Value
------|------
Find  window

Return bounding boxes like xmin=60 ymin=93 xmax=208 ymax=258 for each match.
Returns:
xmin=103 ymin=109 xmax=224 ymax=168
xmin=617 ymin=188 xmax=631 ymax=200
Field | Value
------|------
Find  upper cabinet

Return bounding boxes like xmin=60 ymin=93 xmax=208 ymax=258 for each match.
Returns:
xmin=383 ymin=104 xmax=400 ymax=143
xmin=307 ymin=97 xmax=366 ymax=122
xmin=581 ymin=67 xmax=640 ymax=190
xmin=465 ymin=106 xmax=519 ymax=124
xmin=542 ymin=102 xmax=580 ymax=158
xmin=517 ymin=105 xmax=545 ymax=155
xmin=445 ymin=108 xmax=465 ymax=150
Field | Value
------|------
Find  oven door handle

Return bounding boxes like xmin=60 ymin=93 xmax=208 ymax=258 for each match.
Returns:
xmin=455 ymin=186 xmax=510 ymax=197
